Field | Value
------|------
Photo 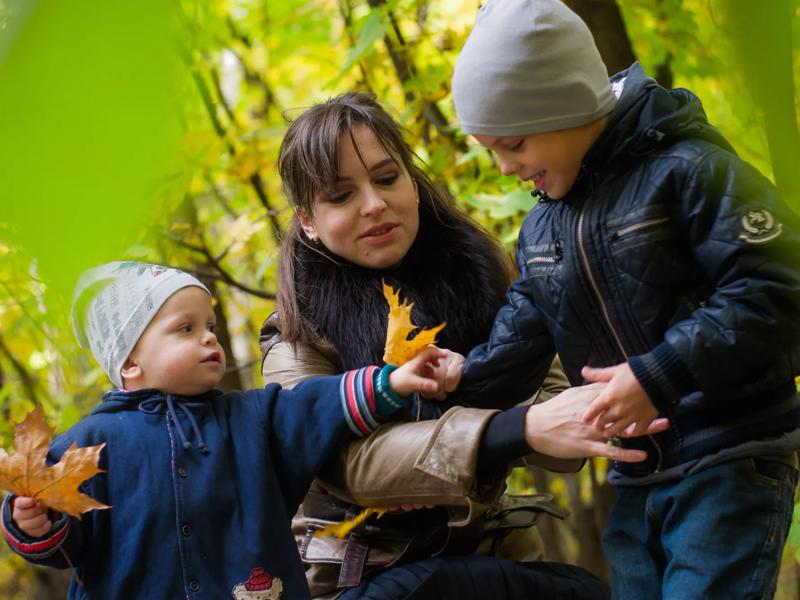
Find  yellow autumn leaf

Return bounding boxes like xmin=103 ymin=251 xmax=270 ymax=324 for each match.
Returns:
xmin=382 ymin=282 xmax=445 ymax=366
xmin=314 ymin=507 xmax=387 ymax=538
xmin=0 ymin=409 xmax=109 ymax=517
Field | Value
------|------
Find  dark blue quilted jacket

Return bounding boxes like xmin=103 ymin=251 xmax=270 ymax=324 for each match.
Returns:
xmin=460 ymin=63 xmax=800 ymax=477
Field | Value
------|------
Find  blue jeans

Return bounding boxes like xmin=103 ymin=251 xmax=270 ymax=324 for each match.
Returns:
xmin=603 ymin=456 xmax=798 ymax=599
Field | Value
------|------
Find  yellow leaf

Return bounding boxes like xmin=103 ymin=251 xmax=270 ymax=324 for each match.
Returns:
xmin=382 ymin=282 xmax=445 ymax=366
xmin=0 ymin=409 xmax=110 ymax=517
xmin=314 ymin=507 xmax=387 ymax=539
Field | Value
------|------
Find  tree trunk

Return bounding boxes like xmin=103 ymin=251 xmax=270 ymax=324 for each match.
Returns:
xmin=563 ymin=0 xmax=636 ymax=76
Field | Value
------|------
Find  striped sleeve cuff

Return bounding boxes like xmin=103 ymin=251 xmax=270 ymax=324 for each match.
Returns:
xmin=628 ymin=341 xmax=697 ymax=413
xmin=339 ymin=366 xmax=415 ymax=436
xmin=2 ymin=495 xmax=70 ymax=559
xmin=340 ymin=366 xmax=381 ymax=437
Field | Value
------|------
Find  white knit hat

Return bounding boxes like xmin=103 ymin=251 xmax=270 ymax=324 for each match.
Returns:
xmin=71 ymin=262 xmax=210 ymax=388
xmin=452 ymin=0 xmax=616 ymax=136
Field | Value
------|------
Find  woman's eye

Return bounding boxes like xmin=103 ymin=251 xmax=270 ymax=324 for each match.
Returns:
xmin=376 ymin=174 xmax=398 ymax=186
xmin=327 ymin=190 xmax=350 ymax=204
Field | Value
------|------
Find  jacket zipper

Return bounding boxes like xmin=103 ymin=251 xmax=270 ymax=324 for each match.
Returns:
xmin=613 ymin=216 xmax=669 ymax=239
xmin=526 ymin=241 xmax=563 ymax=265
xmin=576 ymin=205 xmax=664 ymax=471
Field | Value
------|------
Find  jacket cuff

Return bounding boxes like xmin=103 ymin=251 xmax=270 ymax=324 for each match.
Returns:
xmin=2 ymin=495 xmax=70 ymax=559
xmin=340 ymin=366 xmax=381 ymax=437
xmin=628 ymin=341 xmax=697 ymax=413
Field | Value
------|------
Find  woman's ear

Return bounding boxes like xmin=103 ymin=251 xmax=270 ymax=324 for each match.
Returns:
xmin=297 ymin=210 xmax=319 ymax=242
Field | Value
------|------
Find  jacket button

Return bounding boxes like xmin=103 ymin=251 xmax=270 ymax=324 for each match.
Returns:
xmin=177 ymin=466 xmax=188 ymax=478
xmin=181 ymin=524 xmax=192 ymax=537
xmin=188 ymin=579 xmax=200 ymax=592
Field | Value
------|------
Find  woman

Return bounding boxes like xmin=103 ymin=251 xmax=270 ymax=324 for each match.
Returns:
xmin=261 ymin=92 xmax=662 ymax=599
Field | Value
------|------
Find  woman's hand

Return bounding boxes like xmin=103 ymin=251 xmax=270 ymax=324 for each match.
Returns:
xmin=524 ymin=384 xmax=669 ymax=463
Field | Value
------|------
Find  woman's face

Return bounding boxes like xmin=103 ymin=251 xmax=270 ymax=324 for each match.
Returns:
xmin=299 ymin=125 xmax=420 ymax=269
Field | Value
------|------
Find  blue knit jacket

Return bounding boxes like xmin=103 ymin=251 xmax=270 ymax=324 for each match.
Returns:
xmin=2 ymin=367 xmax=400 ymax=599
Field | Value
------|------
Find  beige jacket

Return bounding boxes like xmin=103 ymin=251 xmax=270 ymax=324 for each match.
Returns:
xmin=261 ymin=323 xmax=578 ymax=598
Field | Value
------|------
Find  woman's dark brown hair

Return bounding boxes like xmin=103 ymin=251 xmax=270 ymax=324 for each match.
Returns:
xmin=276 ymin=92 xmax=513 ymax=352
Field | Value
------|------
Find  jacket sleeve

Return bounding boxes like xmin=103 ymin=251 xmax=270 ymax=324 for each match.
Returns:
xmin=628 ymin=149 xmax=800 ymax=412
xmin=457 ymin=241 xmax=556 ymax=408
xmin=1 ymin=436 xmax=97 ymax=569
xmin=318 ymin=406 xmax=508 ymax=511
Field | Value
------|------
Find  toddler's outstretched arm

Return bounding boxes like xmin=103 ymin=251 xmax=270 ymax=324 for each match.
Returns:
xmin=580 ymin=362 xmax=659 ymax=437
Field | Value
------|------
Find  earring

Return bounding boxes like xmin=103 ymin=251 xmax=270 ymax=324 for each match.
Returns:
xmin=308 ymin=232 xmax=319 ymax=243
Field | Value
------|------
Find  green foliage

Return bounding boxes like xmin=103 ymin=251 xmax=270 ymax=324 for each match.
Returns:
xmin=0 ymin=0 xmax=798 ymax=595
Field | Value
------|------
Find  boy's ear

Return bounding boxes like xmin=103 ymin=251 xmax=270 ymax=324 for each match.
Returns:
xmin=120 ymin=357 xmax=142 ymax=383
xmin=297 ymin=210 xmax=318 ymax=241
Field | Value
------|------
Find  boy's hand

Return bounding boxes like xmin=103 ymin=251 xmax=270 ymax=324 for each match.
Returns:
xmin=12 ymin=497 xmax=52 ymax=538
xmin=580 ymin=363 xmax=659 ymax=437
xmin=389 ymin=346 xmax=447 ymax=398
xmin=420 ymin=348 xmax=464 ymax=400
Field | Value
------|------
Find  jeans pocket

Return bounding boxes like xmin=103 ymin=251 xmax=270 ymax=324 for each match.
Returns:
xmin=749 ymin=456 xmax=798 ymax=489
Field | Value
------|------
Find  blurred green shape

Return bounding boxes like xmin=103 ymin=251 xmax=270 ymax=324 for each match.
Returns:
xmin=0 ymin=0 xmax=183 ymax=298
xmin=719 ymin=0 xmax=800 ymax=213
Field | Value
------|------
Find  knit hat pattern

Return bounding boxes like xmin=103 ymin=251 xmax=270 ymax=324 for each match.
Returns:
xmin=71 ymin=261 xmax=209 ymax=388
xmin=452 ymin=0 xmax=617 ymax=136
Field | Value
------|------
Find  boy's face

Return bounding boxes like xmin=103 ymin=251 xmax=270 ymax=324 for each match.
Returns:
xmin=474 ymin=119 xmax=606 ymax=200
xmin=122 ymin=286 xmax=226 ymax=396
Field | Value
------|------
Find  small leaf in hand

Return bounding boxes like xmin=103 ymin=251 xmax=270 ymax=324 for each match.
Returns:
xmin=0 ymin=409 xmax=109 ymax=517
xmin=382 ymin=282 xmax=445 ymax=366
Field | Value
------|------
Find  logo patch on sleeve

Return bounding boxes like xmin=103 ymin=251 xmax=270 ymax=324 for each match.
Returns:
xmin=739 ymin=208 xmax=782 ymax=244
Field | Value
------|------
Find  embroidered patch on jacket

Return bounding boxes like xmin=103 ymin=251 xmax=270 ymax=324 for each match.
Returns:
xmin=738 ymin=208 xmax=782 ymax=244
xmin=231 ymin=567 xmax=283 ymax=600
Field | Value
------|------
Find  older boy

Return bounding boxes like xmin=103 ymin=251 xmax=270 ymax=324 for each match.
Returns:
xmin=1 ymin=261 xmax=442 ymax=599
xmin=452 ymin=0 xmax=800 ymax=597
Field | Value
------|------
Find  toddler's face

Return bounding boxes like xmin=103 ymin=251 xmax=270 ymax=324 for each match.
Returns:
xmin=474 ymin=120 xmax=604 ymax=200
xmin=124 ymin=286 xmax=226 ymax=395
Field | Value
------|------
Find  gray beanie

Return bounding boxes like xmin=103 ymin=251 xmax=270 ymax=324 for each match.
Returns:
xmin=71 ymin=261 xmax=210 ymax=388
xmin=452 ymin=0 xmax=616 ymax=136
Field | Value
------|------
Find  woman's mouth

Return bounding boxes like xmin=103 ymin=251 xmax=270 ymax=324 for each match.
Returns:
xmin=359 ymin=223 xmax=398 ymax=243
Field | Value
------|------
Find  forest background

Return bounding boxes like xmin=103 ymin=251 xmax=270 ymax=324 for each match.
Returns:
xmin=0 ymin=0 xmax=798 ymax=597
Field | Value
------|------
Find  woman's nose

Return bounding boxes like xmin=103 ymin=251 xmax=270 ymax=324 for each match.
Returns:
xmin=360 ymin=186 xmax=388 ymax=216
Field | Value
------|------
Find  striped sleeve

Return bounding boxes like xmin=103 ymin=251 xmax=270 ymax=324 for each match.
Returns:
xmin=339 ymin=365 xmax=413 ymax=436
xmin=2 ymin=495 xmax=71 ymax=560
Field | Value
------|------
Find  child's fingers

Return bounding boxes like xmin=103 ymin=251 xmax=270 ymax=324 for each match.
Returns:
xmin=645 ymin=418 xmax=670 ymax=434
xmin=581 ymin=365 xmax=615 ymax=383
xmin=598 ymin=442 xmax=648 ymax=463
xmin=13 ymin=496 xmax=38 ymax=511
xmin=582 ymin=396 xmax=610 ymax=424
xmin=600 ymin=416 xmax=635 ymax=439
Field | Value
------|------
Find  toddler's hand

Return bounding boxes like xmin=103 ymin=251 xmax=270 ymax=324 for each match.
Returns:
xmin=420 ymin=348 xmax=464 ymax=400
xmin=12 ymin=496 xmax=52 ymax=538
xmin=580 ymin=363 xmax=659 ymax=437
xmin=389 ymin=346 xmax=447 ymax=398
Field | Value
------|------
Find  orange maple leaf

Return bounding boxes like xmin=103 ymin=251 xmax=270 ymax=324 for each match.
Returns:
xmin=382 ymin=282 xmax=445 ymax=366
xmin=0 ymin=409 xmax=109 ymax=517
